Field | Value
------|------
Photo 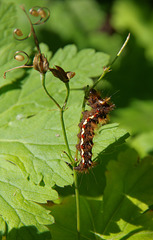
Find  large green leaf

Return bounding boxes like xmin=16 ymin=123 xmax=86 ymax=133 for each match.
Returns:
xmin=48 ymin=196 xmax=98 ymax=240
xmin=0 ymin=43 xmax=111 ymax=188
xmin=49 ymin=149 xmax=153 ymax=240
xmin=0 ymin=157 xmax=57 ymax=240
xmin=95 ymin=149 xmax=153 ymax=239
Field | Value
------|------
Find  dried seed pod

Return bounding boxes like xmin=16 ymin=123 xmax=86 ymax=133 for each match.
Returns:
xmin=37 ymin=8 xmax=47 ymax=18
xmin=14 ymin=51 xmax=30 ymax=65
xmin=66 ymin=71 xmax=75 ymax=80
xmin=14 ymin=54 xmax=25 ymax=61
xmin=4 ymin=6 xmax=50 ymax=79
xmin=27 ymin=6 xmax=50 ymax=26
xmin=3 ymin=51 xmax=32 ymax=79
xmin=14 ymin=28 xmax=23 ymax=36
xmin=33 ymin=53 xmax=49 ymax=74
xmin=29 ymin=8 xmax=39 ymax=17
xmin=50 ymin=65 xmax=75 ymax=82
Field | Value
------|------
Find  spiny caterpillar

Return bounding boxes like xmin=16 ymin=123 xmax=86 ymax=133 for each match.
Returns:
xmin=75 ymin=89 xmax=115 ymax=172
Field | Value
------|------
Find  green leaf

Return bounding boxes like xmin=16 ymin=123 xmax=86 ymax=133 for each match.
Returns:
xmin=114 ymin=100 xmax=153 ymax=135
xmin=0 ymin=157 xmax=58 ymax=239
xmin=0 ymin=2 xmax=33 ymax=86
xmin=131 ymin=131 xmax=153 ymax=157
xmin=95 ymin=148 xmax=153 ymax=239
xmin=0 ymin=217 xmax=6 ymax=236
xmin=0 ymin=44 xmax=128 ymax=239
xmin=48 ymin=196 xmax=98 ymax=240
xmin=49 ymin=149 xmax=153 ymax=240
xmin=0 ymin=25 xmax=120 ymax=238
xmin=93 ymin=123 xmax=129 ymax=159
xmin=0 ymin=43 xmax=110 ymax=188
xmin=50 ymin=44 xmax=109 ymax=88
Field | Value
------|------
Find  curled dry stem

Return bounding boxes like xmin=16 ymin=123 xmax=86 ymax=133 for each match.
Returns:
xmin=4 ymin=6 xmax=51 ymax=78
xmin=3 ymin=51 xmax=33 ymax=78
xmin=13 ymin=5 xmax=50 ymax=53
xmin=29 ymin=6 xmax=50 ymax=25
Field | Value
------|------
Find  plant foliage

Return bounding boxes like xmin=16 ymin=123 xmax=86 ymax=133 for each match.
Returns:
xmin=0 ymin=0 xmax=153 ymax=240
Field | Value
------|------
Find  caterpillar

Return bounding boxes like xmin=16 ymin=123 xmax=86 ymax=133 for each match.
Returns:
xmin=74 ymin=89 xmax=115 ymax=172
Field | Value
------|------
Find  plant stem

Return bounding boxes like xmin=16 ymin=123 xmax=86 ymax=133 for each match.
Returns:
xmin=91 ymin=66 xmax=110 ymax=91
xmin=92 ymin=33 xmax=131 ymax=90
xmin=74 ymin=170 xmax=81 ymax=239
xmin=41 ymin=73 xmax=61 ymax=109
xmin=41 ymin=74 xmax=82 ymax=239
xmin=63 ymin=82 xmax=70 ymax=109
xmin=21 ymin=5 xmax=41 ymax=54
xmin=60 ymin=108 xmax=74 ymax=164
xmin=41 ymin=73 xmax=74 ymax=164
xmin=62 ymin=81 xmax=81 ymax=237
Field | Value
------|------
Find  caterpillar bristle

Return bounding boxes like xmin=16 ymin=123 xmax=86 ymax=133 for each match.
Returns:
xmin=75 ymin=89 xmax=115 ymax=172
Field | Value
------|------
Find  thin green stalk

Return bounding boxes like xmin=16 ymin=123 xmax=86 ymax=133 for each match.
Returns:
xmin=74 ymin=170 xmax=81 ymax=239
xmin=111 ymin=33 xmax=130 ymax=65
xmin=41 ymin=73 xmax=81 ymax=237
xmin=41 ymin=73 xmax=61 ymax=109
xmin=63 ymin=82 xmax=70 ymax=109
xmin=41 ymin=73 xmax=74 ymax=164
xmin=61 ymin=81 xmax=74 ymax=163
xmin=92 ymin=33 xmax=130 ymax=90
xmin=60 ymin=108 xmax=74 ymax=164
xmin=92 ymin=66 xmax=110 ymax=90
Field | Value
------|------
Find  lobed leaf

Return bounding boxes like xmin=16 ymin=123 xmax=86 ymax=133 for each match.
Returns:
xmin=49 ymin=149 xmax=153 ymax=239
xmin=95 ymin=148 xmax=153 ymax=239
xmin=0 ymin=42 xmax=111 ymax=188
xmin=0 ymin=157 xmax=57 ymax=239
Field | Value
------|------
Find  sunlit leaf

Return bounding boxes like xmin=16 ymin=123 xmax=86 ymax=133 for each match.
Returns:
xmin=49 ymin=149 xmax=153 ymax=239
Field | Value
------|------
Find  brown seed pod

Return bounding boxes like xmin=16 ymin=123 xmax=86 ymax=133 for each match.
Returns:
xmin=14 ymin=28 xmax=23 ymax=36
xmin=29 ymin=8 xmax=39 ymax=17
xmin=33 ymin=53 xmax=49 ymax=74
xmin=14 ymin=54 xmax=25 ymax=61
xmin=37 ymin=8 xmax=47 ymax=18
